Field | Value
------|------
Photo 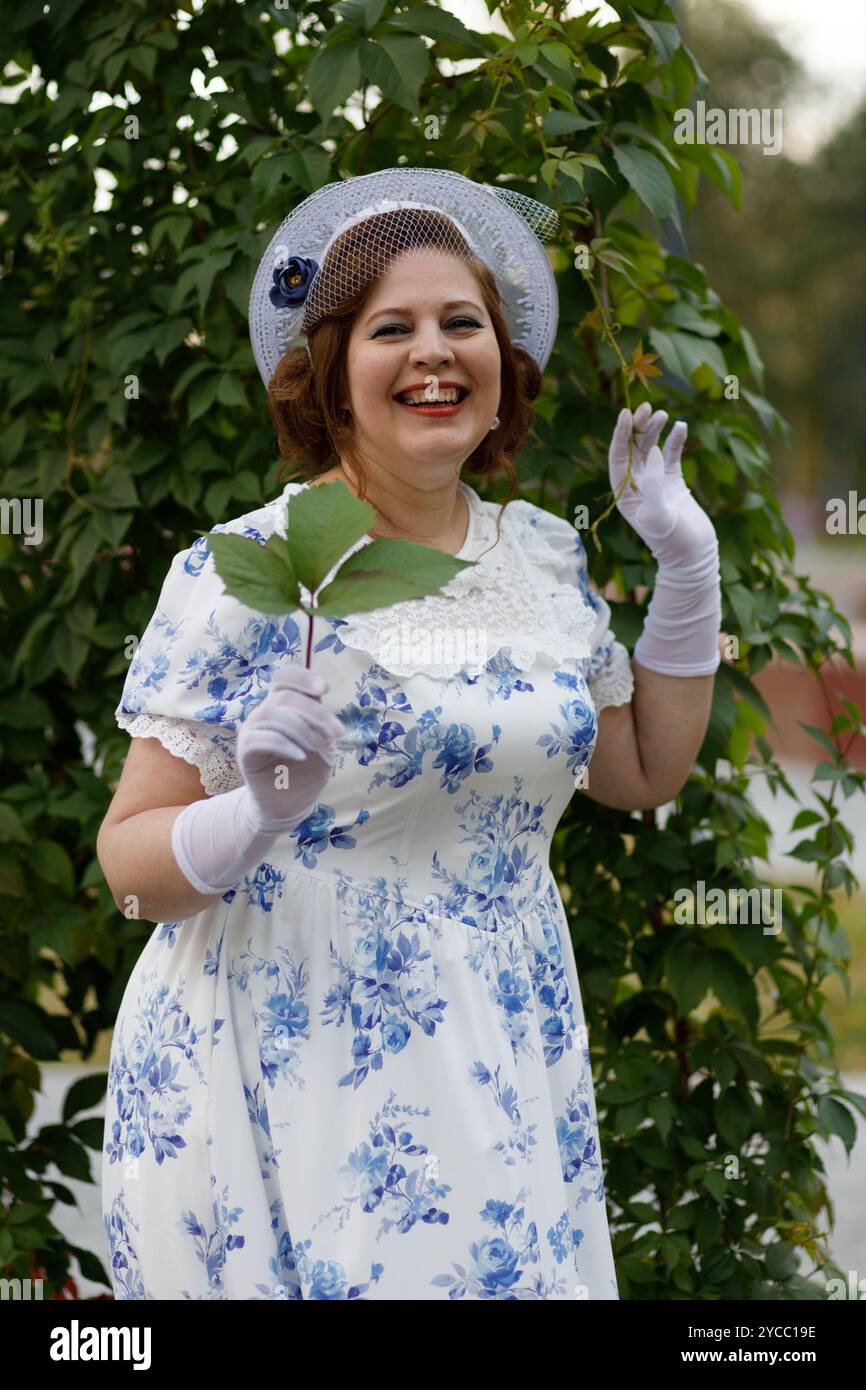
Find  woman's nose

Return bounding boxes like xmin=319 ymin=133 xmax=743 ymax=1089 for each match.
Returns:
xmin=409 ymin=322 xmax=454 ymax=368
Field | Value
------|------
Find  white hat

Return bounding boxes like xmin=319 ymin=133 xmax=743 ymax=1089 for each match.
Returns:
xmin=248 ymin=166 xmax=559 ymax=386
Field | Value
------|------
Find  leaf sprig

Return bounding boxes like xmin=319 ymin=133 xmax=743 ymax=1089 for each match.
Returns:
xmin=206 ymin=479 xmax=476 ymax=666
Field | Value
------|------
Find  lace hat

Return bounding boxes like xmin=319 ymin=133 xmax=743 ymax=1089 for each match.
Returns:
xmin=248 ymin=166 xmax=560 ymax=387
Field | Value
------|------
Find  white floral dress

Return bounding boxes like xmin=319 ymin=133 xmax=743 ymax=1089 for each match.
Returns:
xmin=102 ymin=476 xmax=634 ymax=1301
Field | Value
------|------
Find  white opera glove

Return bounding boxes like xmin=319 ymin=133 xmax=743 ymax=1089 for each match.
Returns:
xmin=608 ymin=403 xmax=722 ymax=676
xmin=170 ymin=667 xmax=344 ymax=898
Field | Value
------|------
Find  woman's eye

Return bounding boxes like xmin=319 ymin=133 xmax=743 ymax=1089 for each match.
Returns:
xmin=371 ymin=323 xmax=409 ymax=338
xmin=371 ymin=316 xmax=482 ymax=339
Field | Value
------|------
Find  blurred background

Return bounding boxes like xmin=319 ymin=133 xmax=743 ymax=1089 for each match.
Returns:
xmin=673 ymin=0 xmax=866 ymax=1069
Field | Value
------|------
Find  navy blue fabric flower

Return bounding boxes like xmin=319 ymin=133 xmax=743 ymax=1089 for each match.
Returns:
xmin=269 ymin=256 xmax=319 ymax=308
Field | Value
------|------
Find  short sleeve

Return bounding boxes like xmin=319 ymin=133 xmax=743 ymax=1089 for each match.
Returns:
xmin=114 ymin=507 xmax=307 ymax=794
xmin=525 ymin=505 xmax=635 ymax=712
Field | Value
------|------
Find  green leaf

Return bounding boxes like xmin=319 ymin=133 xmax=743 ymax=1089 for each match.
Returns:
xmin=612 ymin=143 xmax=681 ymax=232
xmin=30 ymin=840 xmax=75 ymax=895
xmin=297 ymin=144 xmax=332 ymax=192
xmin=359 ymin=36 xmax=429 ymax=115
xmin=812 ymin=762 xmax=846 ymax=783
xmin=715 ymin=1085 xmax=753 ymax=1147
xmin=742 ymin=388 xmax=791 ymax=444
xmin=89 ymin=468 xmax=139 ymax=511
xmin=53 ymin=1134 xmax=93 ymax=1183
xmin=558 ymin=156 xmax=585 ymax=188
xmin=387 ymin=4 xmax=487 ymax=54
xmin=0 ymin=1002 xmax=58 ymax=1060
xmin=186 ymin=372 xmax=221 ymax=424
xmin=647 ymin=1096 xmax=675 ymax=1143
xmin=0 ymin=801 xmax=28 ymax=843
xmin=682 ymin=42 xmax=710 ymax=90
xmin=676 ymin=143 xmax=742 ymax=212
xmin=739 ymin=325 xmax=765 ymax=390
xmin=543 ymin=112 xmax=599 ymax=136
xmin=612 ymin=121 xmax=680 ymax=169
xmin=216 ymin=373 xmax=248 ymax=408
xmin=316 ymin=537 xmax=474 ymax=617
xmin=62 ymin=1072 xmax=108 ymax=1124
xmin=129 ymin=44 xmax=157 ymax=81
xmin=662 ymin=301 xmax=720 ymax=337
xmin=704 ymin=1167 xmax=728 ymax=1202
xmin=798 ymin=722 xmax=838 ymax=760
xmin=70 ymin=1116 xmax=107 ymax=1150
xmin=192 ymin=250 xmax=234 ymax=317
xmin=708 ymin=949 xmax=759 ymax=1030
xmin=633 ymin=13 xmax=682 ymax=64
xmin=649 ymin=327 xmax=727 ymax=384
xmin=568 ymin=151 xmax=612 ymax=181
xmin=207 ymin=532 xmax=300 ymax=614
xmin=540 ymin=42 xmax=574 ymax=73
xmin=664 ymin=939 xmax=714 ymax=1014
xmin=306 ymin=41 xmax=362 ymax=116
xmin=284 ymin=480 xmax=374 ymax=591
xmin=330 ymin=0 xmax=387 ymax=27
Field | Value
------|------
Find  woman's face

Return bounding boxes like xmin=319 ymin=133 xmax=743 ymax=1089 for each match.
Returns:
xmin=343 ymin=251 xmax=501 ymax=485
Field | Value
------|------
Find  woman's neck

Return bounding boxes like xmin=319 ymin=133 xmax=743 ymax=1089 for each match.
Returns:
xmin=320 ymin=460 xmax=469 ymax=556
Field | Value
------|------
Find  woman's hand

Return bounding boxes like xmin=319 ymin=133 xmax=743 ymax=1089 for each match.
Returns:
xmin=169 ymin=666 xmax=344 ymax=902
xmin=237 ymin=667 xmax=344 ymax=832
xmin=608 ymin=402 xmax=717 ymax=567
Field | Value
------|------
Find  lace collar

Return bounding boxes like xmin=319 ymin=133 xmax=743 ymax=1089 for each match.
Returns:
xmin=275 ymin=478 xmax=596 ymax=681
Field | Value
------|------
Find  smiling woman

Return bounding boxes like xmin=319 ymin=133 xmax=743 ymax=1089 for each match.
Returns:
xmin=98 ymin=167 xmax=721 ymax=1302
xmin=266 ymin=206 xmax=542 ymax=547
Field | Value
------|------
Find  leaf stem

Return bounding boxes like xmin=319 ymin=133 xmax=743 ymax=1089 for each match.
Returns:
xmin=583 ymin=270 xmax=636 ymax=553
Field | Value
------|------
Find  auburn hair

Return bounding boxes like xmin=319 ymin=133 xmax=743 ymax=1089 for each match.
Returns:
xmin=266 ymin=208 xmax=543 ymax=521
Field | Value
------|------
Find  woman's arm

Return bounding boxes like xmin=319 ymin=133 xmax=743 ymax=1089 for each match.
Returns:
xmin=96 ymin=737 xmax=226 ymax=923
xmin=582 ymin=405 xmax=721 ymax=811
xmin=583 ymin=658 xmax=716 ymax=811
xmin=98 ymin=670 xmax=342 ymax=922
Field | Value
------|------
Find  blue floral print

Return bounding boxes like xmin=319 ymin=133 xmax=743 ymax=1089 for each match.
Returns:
xmin=103 ymin=1192 xmax=148 ymax=1301
xmin=537 ymin=670 xmax=598 ymax=777
xmin=178 ymin=1176 xmax=246 ymax=1300
xmin=103 ymin=479 xmax=630 ymax=1299
xmin=431 ymin=1194 xmax=570 ymax=1300
xmin=313 ymin=1089 xmax=451 ymax=1237
xmin=105 ymin=968 xmax=221 ymax=1170
xmin=469 ymin=1060 xmax=540 ymax=1166
xmin=227 ymin=939 xmax=311 ymax=1090
xmin=290 ymin=804 xmax=370 ymax=869
xmin=320 ymin=889 xmax=447 ymax=1090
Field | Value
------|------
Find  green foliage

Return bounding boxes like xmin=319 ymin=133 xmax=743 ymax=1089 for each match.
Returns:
xmin=679 ymin=0 xmax=866 ymax=499
xmin=0 ymin=0 xmax=862 ymax=1298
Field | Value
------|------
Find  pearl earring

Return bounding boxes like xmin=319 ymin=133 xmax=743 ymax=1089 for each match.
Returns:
xmin=489 ymin=416 xmax=500 ymax=431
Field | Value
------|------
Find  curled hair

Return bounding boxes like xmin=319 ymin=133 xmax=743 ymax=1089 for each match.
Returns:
xmin=266 ymin=209 xmax=542 ymax=528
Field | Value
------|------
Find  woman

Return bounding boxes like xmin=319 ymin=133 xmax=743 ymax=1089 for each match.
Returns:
xmin=97 ymin=168 xmax=721 ymax=1300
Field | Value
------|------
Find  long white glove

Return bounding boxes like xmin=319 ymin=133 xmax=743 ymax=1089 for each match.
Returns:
xmin=170 ymin=667 xmax=344 ymax=897
xmin=608 ymin=402 xmax=721 ymax=676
